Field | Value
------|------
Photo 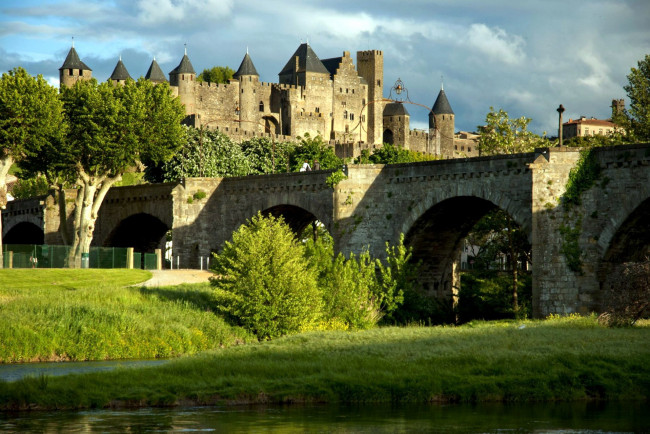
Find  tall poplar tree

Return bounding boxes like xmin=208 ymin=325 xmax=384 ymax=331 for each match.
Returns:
xmin=0 ymin=67 xmax=63 ymax=267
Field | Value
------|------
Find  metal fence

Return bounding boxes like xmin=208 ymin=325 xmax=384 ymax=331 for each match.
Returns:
xmin=2 ymin=244 xmax=159 ymax=269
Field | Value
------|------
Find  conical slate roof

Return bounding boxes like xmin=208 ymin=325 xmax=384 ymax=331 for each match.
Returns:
xmin=431 ymin=89 xmax=454 ymax=115
xmin=279 ymin=43 xmax=329 ymax=76
xmin=59 ymin=46 xmax=92 ymax=71
xmin=383 ymin=102 xmax=410 ymax=117
xmin=110 ymin=59 xmax=132 ymax=81
xmin=145 ymin=58 xmax=167 ymax=83
xmin=170 ymin=53 xmax=196 ymax=75
xmin=233 ymin=52 xmax=259 ymax=78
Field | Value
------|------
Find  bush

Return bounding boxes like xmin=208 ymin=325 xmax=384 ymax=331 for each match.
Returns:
xmin=599 ymin=261 xmax=650 ymax=327
xmin=210 ymin=213 xmax=321 ymax=339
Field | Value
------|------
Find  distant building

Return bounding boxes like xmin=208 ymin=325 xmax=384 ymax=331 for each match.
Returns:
xmin=562 ymin=99 xmax=625 ymax=140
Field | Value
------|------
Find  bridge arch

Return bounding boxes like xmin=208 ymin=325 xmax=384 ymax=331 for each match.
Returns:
xmin=398 ymin=189 xmax=531 ymax=242
xmin=3 ymin=221 xmax=44 ymax=245
xmin=261 ymin=204 xmax=323 ymax=236
xmin=401 ymin=194 xmax=530 ymax=303
xmin=598 ymin=195 xmax=650 ymax=289
xmin=103 ymin=213 xmax=169 ymax=253
xmin=597 ymin=184 xmax=650 ymax=260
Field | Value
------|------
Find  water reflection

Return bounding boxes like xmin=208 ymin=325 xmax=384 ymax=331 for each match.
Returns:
xmin=0 ymin=359 xmax=170 ymax=383
xmin=1 ymin=401 xmax=648 ymax=433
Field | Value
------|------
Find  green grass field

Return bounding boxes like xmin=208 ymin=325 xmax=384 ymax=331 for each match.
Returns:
xmin=0 ymin=269 xmax=253 ymax=362
xmin=0 ymin=316 xmax=648 ymax=410
xmin=0 ymin=269 xmax=648 ymax=410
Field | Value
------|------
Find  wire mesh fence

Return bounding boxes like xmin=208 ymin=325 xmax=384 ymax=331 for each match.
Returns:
xmin=2 ymin=244 xmax=159 ymax=269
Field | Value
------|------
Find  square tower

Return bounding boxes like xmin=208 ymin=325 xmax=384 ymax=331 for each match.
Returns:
xmin=356 ymin=50 xmax=384 ymax=145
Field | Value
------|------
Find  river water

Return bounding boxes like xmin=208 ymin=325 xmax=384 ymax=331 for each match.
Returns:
xmin=0 ymin=362 xmax=648 ymax=432
xmin=1 ymin=400 xmax=648 ymax=432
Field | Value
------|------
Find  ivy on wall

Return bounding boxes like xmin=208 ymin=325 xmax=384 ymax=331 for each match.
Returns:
xmin=558 ymin=148 xmax=602 ymax=274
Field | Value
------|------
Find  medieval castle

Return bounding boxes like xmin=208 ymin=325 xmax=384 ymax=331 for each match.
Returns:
xmin=59 ymin=43 xmax=479 ymax=159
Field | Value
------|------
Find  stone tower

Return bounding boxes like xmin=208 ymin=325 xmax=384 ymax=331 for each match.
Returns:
xmin=429 ymin=85 xmax=455 ymax=156
xmin=59 ymin=43 xmax=92 ymax=88
xmin=356 ymin=50 xmax=383 ymax=145
xmin=611 ymin=98 xmax=625 ymax=118
xmin=145 ymin=58 xmax=167 ymax=84
xmin=383 ymin=103 xmax=410 ymax=148
xmin=169 ymin=48 xmax=196 ymax=115
xmin=109 ymin=57 xmax=132 ymax=86
xmin=234 ymin=51 xmax=261 ymax=130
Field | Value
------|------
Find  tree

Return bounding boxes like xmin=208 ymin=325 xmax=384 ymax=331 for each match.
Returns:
xmin=146 ymin=126 xmax=251 ymax=182
xmin=0 ymin=67 xmax=64 ymax=266
xmin=463 ymin=209 xmax=531 ymax=317
xmin=623 ymin=54 xmax=650 ymax=142
xmin=290 ymin=133 xmax=343 ymax=171
xmin=210 ymin=212 xmax=322 ymax=339
xmin=196 ymin=66 xmax=235 ymax=84
xmin=478 ymin=107 xmax=548 ymax=156
xmin=240 ymin=136 xmax=295 ymax=174
xmin=23 ymin=78 xmax=185 ymax=267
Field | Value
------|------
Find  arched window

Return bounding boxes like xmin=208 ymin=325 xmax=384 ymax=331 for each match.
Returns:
xmin=259 ymin=101 xmax=264 ymax=112
xmin=343 ymin=110 xmax=348 ymax=119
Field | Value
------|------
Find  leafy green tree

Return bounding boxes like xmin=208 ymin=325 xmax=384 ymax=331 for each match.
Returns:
xmin=478 ymin=107 xmax=548 ymax=155
xmin=623 ymin=54 xmax=650 ymax=142
xmin=23 ymin=78 xmax=185 ymax=267
xmin=563 ymin=132 xmax=627 ymax=148
xmin=211 ymin=213 xmax=322 ymax=339
xmin=197 ymin=66 xmax=235 ymax=84
xmin=147 ymin=126 xmax=251 ymax=182
xmin=0 ymin=67 xmax=64 ymax=265
xmin=240 ymin=136 xmax=295 ymax=174
xmin=463 ymin=209 xmax=531 ymax=316
xmin=303 ymin=229 xmax=408 ymax=328
xmin=291 ymin=133 xmax=343 ymax=171
xmin=11 ymin=174 xmax=50 ymax=199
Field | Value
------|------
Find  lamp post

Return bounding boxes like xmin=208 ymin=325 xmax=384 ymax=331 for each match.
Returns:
xmin=557 ymin=104 xmax=565 ymax=147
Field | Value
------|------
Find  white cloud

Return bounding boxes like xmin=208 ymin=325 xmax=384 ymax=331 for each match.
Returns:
xmin=464 ymin=24 xmax=525 ymax=65
xmin=136 ymin=0 xmax=234 ymax=24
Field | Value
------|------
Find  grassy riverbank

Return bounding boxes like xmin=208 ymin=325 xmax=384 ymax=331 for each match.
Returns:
xmin=1 ymin=316 xmax=648 ymax=410
xmin=0 ymin=270 xmax=253 ymax=362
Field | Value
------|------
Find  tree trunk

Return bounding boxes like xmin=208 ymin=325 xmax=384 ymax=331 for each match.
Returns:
xmin=55 ymin=184 xmax=70 ymax=246
xmin=0 ymin=156 xmax=15 ymax=269
xmin=505 ymin=215 xmax=519 ymax=315
xmin=67 ymin=171 xmax=120 ymax=268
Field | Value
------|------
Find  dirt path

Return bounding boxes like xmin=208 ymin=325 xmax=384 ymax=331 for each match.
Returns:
xmin=139 ymin=269 xmax=213 ymax=287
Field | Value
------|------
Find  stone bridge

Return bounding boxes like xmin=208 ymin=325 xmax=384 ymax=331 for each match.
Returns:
xmin=3 ymin=143 xmax=649 ymax=317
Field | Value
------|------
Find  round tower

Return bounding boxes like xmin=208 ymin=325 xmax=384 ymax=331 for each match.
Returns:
xmin=233 ymin=51 xmax=261 ymax=132
xmin=109 ymin=56 xmax=132 ymax=86
xmin=429 ymin=85 xmax=455 ymax=156
xmin=383 ymin=102 xmax=410 ymax=148
xmin=169 ymin=47 xmax=196 ymax=115
xmin=59 ymin=41 xmax=92 ymax=88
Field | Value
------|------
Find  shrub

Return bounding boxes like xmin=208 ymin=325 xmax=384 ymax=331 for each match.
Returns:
xmin=598 ymin=261 xmax=650 ymax=327
xmin=210 ymin=213 xmax=321 ymax=339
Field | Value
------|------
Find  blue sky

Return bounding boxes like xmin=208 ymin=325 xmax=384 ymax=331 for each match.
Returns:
xmin=1 ymin=0 xmax=648 ymax=135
